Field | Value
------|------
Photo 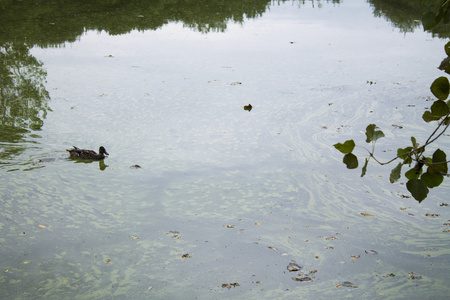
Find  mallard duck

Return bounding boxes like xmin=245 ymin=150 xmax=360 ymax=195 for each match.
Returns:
xmin=66 ymin=146 xmax=109 ymax=160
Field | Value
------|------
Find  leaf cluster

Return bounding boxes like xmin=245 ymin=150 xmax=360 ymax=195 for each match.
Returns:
xmin=334 ymin=41 xmax=450 ymax=202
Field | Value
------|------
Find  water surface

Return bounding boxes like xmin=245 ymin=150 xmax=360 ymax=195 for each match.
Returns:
xmin=1 ymin=1 xmax=450 ymax=299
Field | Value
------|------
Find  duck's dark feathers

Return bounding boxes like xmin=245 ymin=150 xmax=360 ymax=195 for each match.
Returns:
xmin=66 ymin=146 xmax=109 ymax=160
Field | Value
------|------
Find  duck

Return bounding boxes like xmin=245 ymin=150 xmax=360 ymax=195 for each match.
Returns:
xmin=66 ymin=146 xmax=109 ymax=160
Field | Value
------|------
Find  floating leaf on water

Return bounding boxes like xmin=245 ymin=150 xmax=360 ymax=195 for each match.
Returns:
xmin=255 ymin=222 xmax=263 ymax=226
xmin=408 ymin=272 xmax=422 ymax=280
xmin=105 ymin=259 xmax=111 ymax=264
xmin=360 ymin=212 xmax=374 ymax=217
xmin=244 ymin=104 xmax=252 ymax=111
xmin=230 ymin=82 xmax=242 ymax=85
xmin=222 ymin=283 xmax=240 ymax=289
xmin=129 ymin=235 xmax=139 ymax=239
xmin=287 ymin=263 xmax=302 ymax=272
xmin=350 ymin=255 xmax=360 ymax=263
xmin=224 ymin=224 xmax=235 ymax=228
xmin=268 ymin=246 xmax=277 ymax=251
xmin=292 ymin=276 xmax=312 ymax=282
xmin=341 ymin=281 xmax=358 ymax=288
xmin=440 ymin=203 xmax=448 ymax=206
xmin=382 ymin=273 xmax=395 ymax=278
xmin=309 ymin=270 xmax=318 ymax=274
xmin=39 ymin=225 xmax=47 ymax=228
xmin=325 ymin=236 xmax=337 ymax=240
xmin=130 ymin=165 xmax=141 ymax=169
xmin=425 ymin=213 xmax=440 ymax=217
xmin=166 ymin=231 xmax=181 ymax=239
xmin=365 ymin=250 xmax=378 ymax=255
xmin=181 ymin=253 xmax=191 ymax=260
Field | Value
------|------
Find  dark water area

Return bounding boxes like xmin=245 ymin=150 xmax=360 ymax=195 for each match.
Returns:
xmin=1 ymin=1 xmax=449 ymax=299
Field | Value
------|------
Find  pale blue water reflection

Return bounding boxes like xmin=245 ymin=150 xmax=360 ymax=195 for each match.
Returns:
xmin=1 ymin=1 xmax=449 ymax=299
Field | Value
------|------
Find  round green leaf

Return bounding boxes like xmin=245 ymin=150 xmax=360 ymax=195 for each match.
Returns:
xmin=334 ymin=140 xmax=355 ymax=154
xmin=431 ymin=100 xmax=450 ymax=117
xmin=430 ymin=76 xmax=450 ymax=100
xmin=432 ymin=148 xmax=448 ymax=173
xmin=343 ymin=153 xmax=358 ymax=169
xmin=422 ymin=110 xmax=442 ymax=123
xmin=406 ymin=179 xmax=429 ymax=202
xmin=405 ymin=168 xmax=421 ymax=180
xmin=421 ymin=172 xmax=443 ymax=188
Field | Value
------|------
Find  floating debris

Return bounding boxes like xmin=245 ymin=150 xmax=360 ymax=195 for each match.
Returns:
xmin=230 ymin=82 xmax=242 ymax=85
xmin=425 ymin=213 xmax=440 ymax=217
xmin=129 ymin=235 xmax=139 ymax=239
xmin=287 ymin=263 xmax=302 ymax=272
xmin=339 ymin=281 xmax=358 ymax=288
xmin=222 ymin=283 xmax=240 ymax=289
xmin=224 ymin=224 xmax=235 ymax=229
xmin=166 ymin=231 xmax=181 ymax=239
xmin=365 ymin=250 xmax=378 ymax=255
xmin=360 ymin=212 xmax=374 ymax=217
xmin=181 ymin=253 xmax=191 ymax=260
xmin=392 ymin=124 xmax=403 ymax=129
xmin=130 ymin=165 xmax=141 ymax=169
xmin=408 ymin=272 xmax=422 ymax=280
xmin=292 ymin=276 xmax=312 ymax=282
xmin=244 ymin=104 xmax=252 ymax=112
xmin=382 ymin=273 xmax=395 ymax=278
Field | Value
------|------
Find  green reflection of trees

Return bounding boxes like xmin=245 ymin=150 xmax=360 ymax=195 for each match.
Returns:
xmin=0 ymin=43 xmax=50 ymax=159
xmin=368 ymin=0 xmax=450 ymax=37
xmin=0 ymin=0 xmax=275 ymax=47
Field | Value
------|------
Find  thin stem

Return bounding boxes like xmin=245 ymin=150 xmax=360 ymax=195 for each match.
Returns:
xmin=368 ymin=118 xmax=450 ymax=165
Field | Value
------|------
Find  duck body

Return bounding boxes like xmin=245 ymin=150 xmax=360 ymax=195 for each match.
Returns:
xmin=66 ymin=146 xmax=109 ymax=160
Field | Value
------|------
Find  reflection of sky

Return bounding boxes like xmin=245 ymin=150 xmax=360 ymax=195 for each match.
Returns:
xmin=40 ymin=0 xmax=444 ymax=80
xmin=32 ymin=0 xmax=447 ymax=153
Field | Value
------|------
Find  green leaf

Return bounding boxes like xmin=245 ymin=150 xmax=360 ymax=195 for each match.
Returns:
xmin=422 ymin=11 xmax=437 ymax=30
xmin=334 ymin=140 xmax=355 ymax=154
xmin=423 ymin=110 xmax=442 ymax=122
xmin=421 ymin=171 xmax=444 ymax=188
xmin=438 ymin=57 xmax=450 ymax=71
xmin=397 ymin=147 xmax=413 ymax=164
xmin=430 ymin=76 xmax=450 ymax=100
xmin=446 ymin=42 xmax=450 ymax=56
xmin=406 ymin=179 xmax=429 ymax=202
xmin=390 ymin=163 xmax=402 ymax=183
xmin=361 ymin=158 xmax=368 ymax=177
xmin=431 ymin=100 xmax=450 ymax=117
xmin=432 ymin=148 xmax=448 ymax=174
xmin=365 ymin=124 xmax=384 ymax=143
xmin=343 ymin=153 xmax=358 ymax=169
xmin=405 ymin=168 xmax=421 ymax=180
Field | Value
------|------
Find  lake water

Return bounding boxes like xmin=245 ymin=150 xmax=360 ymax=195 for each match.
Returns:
xmin=1 ymin=1 xmax=450 ymax=299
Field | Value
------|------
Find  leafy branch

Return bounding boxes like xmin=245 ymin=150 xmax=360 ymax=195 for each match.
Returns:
xmin=334 ymin=35 xmax=450 ymax=202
